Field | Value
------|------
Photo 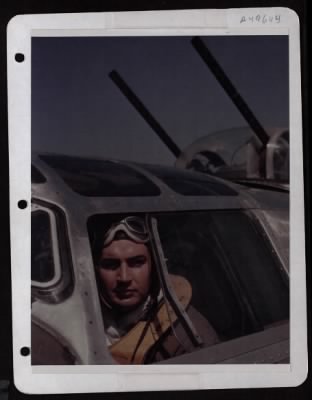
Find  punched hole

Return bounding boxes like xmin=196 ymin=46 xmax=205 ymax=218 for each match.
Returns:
xmin=20 ymin=347 xmax=30 ymax=356
xmin=15 ymin=53 xmax=25 ymax=63
xmin=18 ymin=200 xmax=28 ymax=209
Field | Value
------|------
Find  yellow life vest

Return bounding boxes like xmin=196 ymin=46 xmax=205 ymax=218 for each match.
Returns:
xmin=109 ymin=274 xmax=192 ymax=364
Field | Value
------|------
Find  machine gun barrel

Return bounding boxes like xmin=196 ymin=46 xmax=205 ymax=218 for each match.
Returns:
xmin=109 ymin=70 xmax=182 ymax=158
xmin=192 ymin=37 xmax=270 ymax=147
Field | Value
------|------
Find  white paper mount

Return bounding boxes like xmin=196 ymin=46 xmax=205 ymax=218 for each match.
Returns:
xmin=7 ymin=8 xmax=307 ymax=393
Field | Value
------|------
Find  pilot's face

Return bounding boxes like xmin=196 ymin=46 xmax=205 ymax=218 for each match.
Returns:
xmin=98 ymin=240 xmax=152 ymax=312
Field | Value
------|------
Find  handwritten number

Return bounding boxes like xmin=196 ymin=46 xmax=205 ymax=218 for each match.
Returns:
xmin=239 ymin=13 xmax=281 ymax=24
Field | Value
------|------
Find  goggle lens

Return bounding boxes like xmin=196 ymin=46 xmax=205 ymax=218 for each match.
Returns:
xmin=103 ymin=216 xmax=148 ymax=246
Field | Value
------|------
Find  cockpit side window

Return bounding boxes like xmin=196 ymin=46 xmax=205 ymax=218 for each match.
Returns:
xmin=209 ymin=211 xmax=289 ymax=326
xmin=31 ymin=202 xmax=73 ymax=303
xmin=31 ymin=208 xmax=60 ymax=286
xmin=155 ymin=210 xmax=289 ymax=341
xmin=87 ymin=211 xmax=289 ymax=364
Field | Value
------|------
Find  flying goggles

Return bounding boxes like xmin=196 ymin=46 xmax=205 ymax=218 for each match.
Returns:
xmin=103 ymin=216 xmax=149 ymax=246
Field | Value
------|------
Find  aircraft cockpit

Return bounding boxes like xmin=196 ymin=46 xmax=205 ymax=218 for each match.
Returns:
xmin=31 ymin=153 xmax=289 ymax=365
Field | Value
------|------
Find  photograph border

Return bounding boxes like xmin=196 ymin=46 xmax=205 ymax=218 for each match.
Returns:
xmin=7 ymin=8 xmax=307 ymax=393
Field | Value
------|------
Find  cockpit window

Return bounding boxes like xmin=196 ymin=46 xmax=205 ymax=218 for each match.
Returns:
xmin=142 ymin=164 xmax=238 ymax=196
xmin=40 ymin=155 xmax=160 ymax=197
xmin=155 ymin=210 xmax=289 ymax=341
xmin=31 ymin=202 xmax=73 ymax=304
xmin=88 ymin=210 xmax=288 ymax=355
xmin=31 ymin=210 xmax=56 ymax=283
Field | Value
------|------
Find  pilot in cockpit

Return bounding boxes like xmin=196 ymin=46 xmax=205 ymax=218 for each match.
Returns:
xmin=95 ymin=216 xmax=219 ymax=364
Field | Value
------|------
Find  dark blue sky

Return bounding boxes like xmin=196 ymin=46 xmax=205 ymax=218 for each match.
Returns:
xmin=32 ymin=35 xmax=288 ymax=165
